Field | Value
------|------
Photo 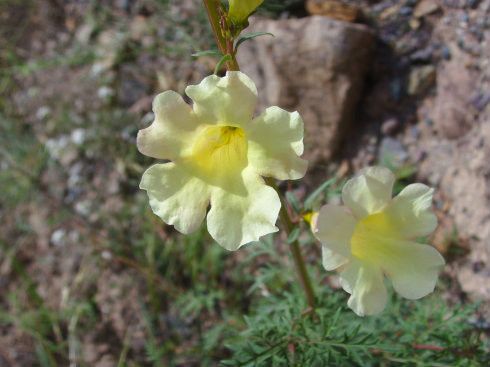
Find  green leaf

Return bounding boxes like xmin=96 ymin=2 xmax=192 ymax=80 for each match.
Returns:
xmin=234 ymin=31 xmax=274 ymax=50
xmin=214 ymin=54 xmax=232 ymax=74
xmin=287 ymin=227 xmax=300 ymax=244
xmin=304 ymin=177 xmax=336 ymax=210
xmin=285 ymin=191 xmax=301 ymax=213
xmin=191 ymin=50 xmax=222 ymax=58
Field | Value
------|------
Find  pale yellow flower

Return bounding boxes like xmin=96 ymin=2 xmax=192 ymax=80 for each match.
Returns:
xmin=138 ymin=71 xmax=307 ymax=251
xmin=228 ymin=0 xmax=264 ymax=24
xmin=313 ymin=167 xmax=445 ymax=316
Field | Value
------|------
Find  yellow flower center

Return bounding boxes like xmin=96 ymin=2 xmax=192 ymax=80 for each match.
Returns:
xmin=190 ymin=125 xmax=248 ymax=182
xmin=350 ymin=211 xmax=400 ymax=264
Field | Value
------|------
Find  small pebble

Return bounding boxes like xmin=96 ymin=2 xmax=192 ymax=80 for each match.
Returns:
xmin=441 ymin=45 xmax=451 ymax=60
xmin=71 ymin=128 xmax=86 ymax=145
xmin=378 ymin=137 xmax=408 ymax=167
xmin=410 ymin=46 xmax=434 ymax=62
xmin=472 ymin=261 xmax=485 ymax=272
xmin=400 ymin=6 xmax=413 ymax=16
xmin=390 ymin=79 xmax=403 ymax=101
xmin=97 ymin=86 xmax=114 ymax=99
xmin=36 ymin=106 xmax=51 ymax=120
xmin=424 ymin=118 xmax=434 ymax=126
xmin=102 ymin=251 xmax=113 ymax=260
xmin=381 ymin=118 xmax=400 ymax=135
xmin=472 ymin=93 xmax=490 ymax=111
xmin=468 ymin=316 xmax=490 ymax=330
xmin=410 ymin=125 xmax=421 ymax=139
xmin=466 ymin=0 xmax=480 ymax=8
xmin=407 ymin=65 xmax=436 ymax=95
xmin=459 ymin=13 xmax=469 ymax=23
xmin=51 ymin=229 xmax=67 ymax=247
xmin=413 ymin=149 xmax=427 ymax=162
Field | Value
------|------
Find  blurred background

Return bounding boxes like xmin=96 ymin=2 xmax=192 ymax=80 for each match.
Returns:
xmin=0 ymin=0 xmax=489 ymax=365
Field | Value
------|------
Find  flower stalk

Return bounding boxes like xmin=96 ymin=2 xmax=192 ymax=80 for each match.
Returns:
xmin=202 ymin=0 xmax=239 ymax=71
xmin=202 ymin=0 xmax=315 ymax=309
xmin=267 ymin=179 xmax=316 ymax=310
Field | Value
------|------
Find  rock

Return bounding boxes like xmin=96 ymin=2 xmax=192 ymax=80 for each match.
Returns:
xmin=467 ymin=0 xmax=481 ymax=8
xmin=306 ymin=0 xmax=360 ymax=22
xmin=379 ymin=3 xmax=403 ymax=20
xmin=438 ymin=45 xmax=451 ymax=60
xmin=439 ymin=121 xmax=490 ymax=300
xmin=415 ymin=44 xmax=490 ymax=303
xmin=414 ymin=0 xmax=440 ymax=18
xmin=381 ymin=117 xmax=400 ymax=135
xmin=471 ymin=92 xmax=490 ymax=112
xmin=416 ymin=133 xmax=490 ymax=301
xmin=238 ymin=16 xmax=375 ymax=164
xmin=399 ymin=6 xmax=413 ymax=16
xmin=409 ymin=17 xmax=422 ymax=29
xmin=378 ymin=137 xmax=408 ymax=167
xmin=410 ymin=45 xmax=434 ymax=62
xmin=433 ymin=57 xmax=475 ymax=139
xmin=407 ymin=65 xmax=436 ymax=95
xmin=458 ymin=266 xmax=490 ymax=302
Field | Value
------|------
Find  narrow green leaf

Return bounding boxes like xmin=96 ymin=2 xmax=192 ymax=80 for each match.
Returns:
xmin=304 ymin=177 xmax=336 ymax=210
xmin=285 ymin=191 xmax=301 ymax=213
xmin=287 ymin=227 xmax=300 ymax=244
xmin=234 ymin=31 xmax=274 ymax=50
xmin=192 ymin=50 xmax=222 ymax=58
xmin=214 ymin=54 xmax=232 ymax=75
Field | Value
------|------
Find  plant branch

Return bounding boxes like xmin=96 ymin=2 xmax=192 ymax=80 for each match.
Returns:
xmin=202 ymin=0 xmax=239 ymax=71
xmin=266 ymin=178 xmax=316 ymax=310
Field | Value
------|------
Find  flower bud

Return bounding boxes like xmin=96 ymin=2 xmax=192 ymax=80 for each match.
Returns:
xmin=228 ymin=0 xmax=264 ymax=24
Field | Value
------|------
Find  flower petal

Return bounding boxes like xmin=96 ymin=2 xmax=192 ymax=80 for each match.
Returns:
xmin=338 ymin=260 xmax=358 ymax=294
xmin=247 ymin=107 xmax=308 ymax=180
xmin=137 ymin=91 xmax=199 ymax=160
xmin=206 ymin=168 xmax=280 ymax=251
xmin=322 ymin=246 xmax=349 ymax=271
xmin=140 ymin=163 xmax=211 ymax=234
xmin=382 ymin=240 xmax=445 ymax=300
xmin=340 ymin=260 xmax=388 ymax=316
xmin=384 ymin=183 xmax=438 ymax=239
xmin=185 ymin=71 xmax=258 ymax=127
xmin=313 ymin=204 xmax=357 ymax=258
xmin=342 ymin=166 xmax=395 ymax=219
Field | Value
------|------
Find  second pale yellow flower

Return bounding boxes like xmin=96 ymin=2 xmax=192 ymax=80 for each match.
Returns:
xmin=313 ymin=167 xmax=445 ymax=316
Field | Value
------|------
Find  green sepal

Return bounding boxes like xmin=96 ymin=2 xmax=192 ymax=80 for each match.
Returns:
xmin=234 ymin=31 xmax=274 ymax=51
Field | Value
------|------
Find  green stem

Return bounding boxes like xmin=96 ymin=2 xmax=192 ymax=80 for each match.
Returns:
xmin=266 ymin=179 xmax=316 ymax=310
xmin=202 ymin=0 xmax=239 ymax=71
xmin=202 ymin=0 xmax=314 ymax=310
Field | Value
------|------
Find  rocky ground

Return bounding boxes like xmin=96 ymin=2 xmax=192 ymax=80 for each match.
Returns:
xmin=0 ymin=0 xmax=489 ymax=365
